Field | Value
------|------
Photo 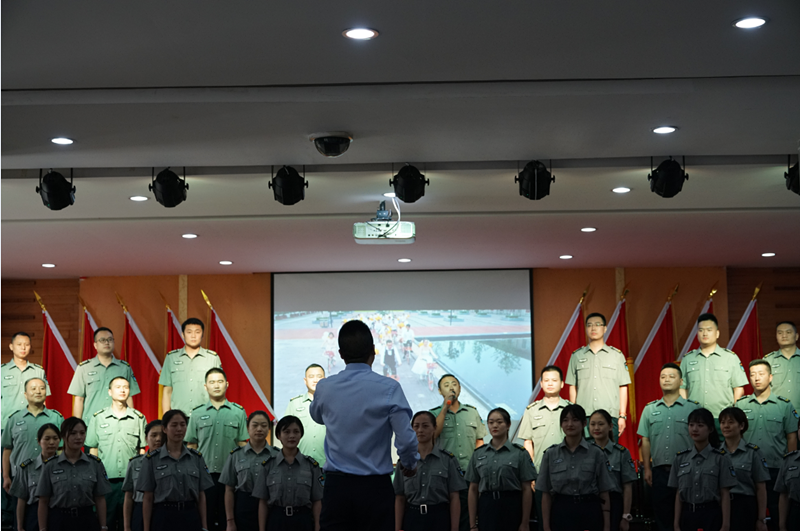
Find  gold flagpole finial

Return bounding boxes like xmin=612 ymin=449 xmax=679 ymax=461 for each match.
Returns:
xmin=620 ymin=287 xmax=630 ymax=301
xmin=752 ymin=282 xmax=763 ymax=301
xmin=33 ymin=291 xmax=46 ymax=312
xmin=159 ymin=292 xmax=172 ymax=311
xmin=78 ymin=296 xmax=87 ymax=310
xmin=579 ymin=285 xmax=590 ymax=305
xmin=707 ymin=288 xmax=718 ymax=300
xmin=667 ymin=284 xmax=679 ymax=302
xmin=201 ymin=290 xmax=213 ymax=310
xmin=115 ymin=292 xmax=128 ymax=314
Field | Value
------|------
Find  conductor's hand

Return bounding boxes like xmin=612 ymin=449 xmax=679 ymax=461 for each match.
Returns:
xmin=401 ymin=464 xmax=417 ymax=478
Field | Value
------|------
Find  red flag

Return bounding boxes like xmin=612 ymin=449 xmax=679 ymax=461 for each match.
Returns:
xmin=207 ymin=305 xmax=275 ymax=420
xmin=634 ymin=295 xmax=677 ymax=425
xmin=81 ymin=307 xmax=98 ymax=363
xmin=728 ymin=286 xmax=762 ymax=395
xmin=677 ymin=290 xmax=715 ymax=362
xmin=530 ymin=297 xmax=585 ymax=402
xmin=121 ymin=311 xmax=162 ymax=422
xmin=605 ymin=297 xmax=638 ymax=459
xmin=166 ymin=308 xmax=185 ymax=352
xmin=36 ymin=292 xmax=76 ymax=415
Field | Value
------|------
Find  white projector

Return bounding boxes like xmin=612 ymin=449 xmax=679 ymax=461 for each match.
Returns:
xmin=353 ymin=221 xmax=416 ymax=244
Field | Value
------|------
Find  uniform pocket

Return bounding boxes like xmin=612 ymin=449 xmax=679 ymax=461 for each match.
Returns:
xmin=713 ymin=368 xmax=730 ymax=381
xmin=701 ymin=468 xmax=720 ymax=499
xmin=649 ymin=418 xmax=664 ymax=436
xmin=766 ymin=418 xmax=783 ymax=435
xmin=676 ymin=466 xmax=692 ymax=490
xmin=549 ymin=463 xmax=568 ymax=490
xmin=266 ymin=471 xmax=282 ymax=501
xmin=601 ymin=365 xmax=617 ymax=379
xmin=170 ymin=368 xmax=186 ymax=383
xmin=223 ymin=421 xmax=240 ymax=439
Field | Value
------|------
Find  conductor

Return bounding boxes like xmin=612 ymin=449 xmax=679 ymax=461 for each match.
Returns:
xmin=310 ymin=319 xmax=419 ymax=531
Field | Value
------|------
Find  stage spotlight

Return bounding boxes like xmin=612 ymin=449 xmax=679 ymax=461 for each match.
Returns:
xmin=648 ymin=156 xmax=688 ymax=198
xmin=390 ymin=164 xmax=429 ymax=203
xmin=269 ymin=166 xmax=308 ymax=205
xmin=785 ymin=159 xmax=799 ymax=196
xmin=36 ymin=169 xmax=75 ymax=210
xmin=515 ymin=160 xmax=554 ymax=200
xmin=149 ymin=167 xmax=188 ymax=208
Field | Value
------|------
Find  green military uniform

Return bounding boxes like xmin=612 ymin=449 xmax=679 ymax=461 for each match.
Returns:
xmin=565 ymin=345 xmax=631 ymax=417
xmin=86 ymin=406 xmax=147 ymax=478
xmin=536 ymin=438 xmax=614 ymax=495
xmin=593 ymin=441 xmax=637 ymax=493
xmin=275 ymin=393 xmax=327 ymax=466
xmin=1 ymin=407 xmax=64 ymax=476
xmin=251 ymin=451 xmax=324 ymax=507
xmin=464 ymin=440 xmax=537 ymax=492
xmin=9 ymin=454 xmax=46 ymax=506
xmin=429 ymin=403 xmax=487 ymax=470
xmin=680 ymin=346 xmax=748 ymax=417
xmin=134 ymin=446 xmax=214 ymax=502
xmin=726 ymin=440 xmax=770 ymax=496
xmin=668 ymin=445 xmax=738 ymax=503
xmin=637 ymin=396 xmax=700 ymax=467
xmin=735 ymin=393 xmax=798 ymax=468
xmin=67 ymin=356 xmax=140 ymax=423
xmin=764 ymin=348 xmax=800 ymax=410
xmin=1 ymin=361 xmax=50 ymax=425
xmin=121 ymin=454 xmax=146 ymax=503
xmin=35 ymin=452 xmax=113 ymax=507
xmin=185 ymin=400 xmax=248 ymax=473
xmin=517 ymin=397 xmax=570 ymax=470
xmin=219 ymin=443 xmax=278 ymax=493
xmin=393 ymin=447 xmax=466 ymax=505
xmin=158 ymin=347 xmax=222 ymax=415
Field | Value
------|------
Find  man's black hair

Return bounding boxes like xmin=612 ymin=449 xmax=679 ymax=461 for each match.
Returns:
xmin=10 ymin=332 xmax=31 ymax=343
xmin=182 ymin=317 xmax=205 ymax=333
xmin=93 ymin=327 xmax=113 ymax=341
xmin=697 ymin=313 xmax=718 ymax=327
xmin=778 ymin=321 xmax=797 ymax=333
xmin=541 ymin=365 xmax=563 ymax=380
xmin=661 ymin=362 xmax=682 ymax=378
xmin=437 ymin=374 xmax=459 ymax=390
xmin=205 ymin=367 xmax=227 ymax=381
xmin=338 ymin=320 xmax=374 ymax=363
xmin=305 ymin=363 xmax=325 ymax=376
xmin=585 ymin=313 xmax=607 ymax=326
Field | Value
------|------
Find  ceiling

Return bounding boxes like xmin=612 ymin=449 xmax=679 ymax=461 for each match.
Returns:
xmin=2 ymin=1 xmax=800 ymax=278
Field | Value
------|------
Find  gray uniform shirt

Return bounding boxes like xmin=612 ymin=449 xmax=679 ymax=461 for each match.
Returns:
xmin=1 ymin=361 xmax=50 ymax=425
xmin=251 ymin=451 xmax=324 ymax=508
xmin=157 ymin=348 xmax=222 ymax=415
xmin=565 ymin=345 xmax=631 ymax=417
xmin=517 ymin=397 xmax=570 ymax=471
xmin=464 ymin=440 xmax=537 ymax=493
xmin=134 ymin=445 xmax=215 ymax=503
xmin=67 ymin=356 xmax=141 ymax=423
xmin=668 ymin=444 xmax=738 ymax=503
xmin=593 ymin=441 xmax=637 ymax=494
xmin=9 ymin=455 xmax=45 ymax=505
xmin=764 ymin=348 xmax=800 ymax=411
xmin=726 ymin=439 xmax=770 ymax=497
xmin=637 ymin=396 xmax=699 ymax=467
xmin=393 ymin=447 xmax=467 ymax=505
xmin=122 ymin=454 xmax=146 ymax=503
xmin=35 ymin=452 xmax=113 ymax=508
xmin=275 ymin=393 xmax=327 ymax=466
xmin=219 ymin=443 xmax=278 ymax=493
xmin=536 ymin=438 xmax=614 ymax=495
xmin=774 ymin=450 xmax=800 ymax=503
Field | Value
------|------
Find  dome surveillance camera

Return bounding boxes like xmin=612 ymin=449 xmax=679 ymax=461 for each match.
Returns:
xmin=309 ymin=132 xmax=353 ymax=158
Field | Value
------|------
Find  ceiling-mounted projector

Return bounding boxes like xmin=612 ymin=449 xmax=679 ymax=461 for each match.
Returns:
xmin=353 ymin=201 xmax=415 ymax=244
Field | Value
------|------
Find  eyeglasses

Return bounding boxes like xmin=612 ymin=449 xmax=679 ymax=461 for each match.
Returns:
xmin=586 ymin=323 xmax=605 ymax=328
xmin=95 ymin=337 xmax=115 ymax=345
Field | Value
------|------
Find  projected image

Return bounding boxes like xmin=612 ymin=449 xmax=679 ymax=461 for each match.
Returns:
xmin=273 ymin=309 xmax=532 ymax=424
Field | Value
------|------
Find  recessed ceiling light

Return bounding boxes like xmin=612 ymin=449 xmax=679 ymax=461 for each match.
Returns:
xmin=383 ymin=192 xmax=396 ymax=198
xmin=734 ymin=17 xmax=767 ymax=29
xmin=559 ymin=255 xmax=573 ymax=260
xmin=343 ymin=28 xmax=379 ymax=40
xmin=581 ymin=227 xmax=597 ymax=233
xmin=219 ymin=260 xmax=233 ymax=265
xmin=761 ymin=252 xmax=776 ymax=257
xmin=51 ymin=137 xmax=73 ymax=145
xmin=612 ymin=187 xmax=631 ymax=194
xmin=653 ymin=126 xmax=677 ymax=134
xmin=182 ymin=233 xmax=198 ymax=239
xmin=398 ymin=258 xmax=412 ymax=263
xmin=42 ymin=263 xmax=56 ymax=268
xmin=129 ymin=195 xmax=148 ymax=202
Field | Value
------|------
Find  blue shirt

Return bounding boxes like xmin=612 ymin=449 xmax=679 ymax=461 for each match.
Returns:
xmin=310 ymin=363 xmax=419 ymax=475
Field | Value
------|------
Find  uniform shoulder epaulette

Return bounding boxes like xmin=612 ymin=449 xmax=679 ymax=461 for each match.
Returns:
xmin=712 ymin=447 xmax=726 ymax=455
xmin=676 ymin=448 xmax=692 ymax=456
xmin=168 ymin=349 xmax=181 ymax=355
xmin=88 ymin=453 xmax=102 ymax=462
xmin=610 ymin=346 xmax=622 ymax=353
xmin=231 ymin=402 xmax=244 ymax=410
xmin=290 ymin=394 xmax=304 ymax=401
xmin=784 ymin=450 xmax=799 ymax=458
xmin=192 ymin=403 xmax=205 ymax=410
xmin=441 ymin=449 xmax=457 ymax=459
xmin=31 ymin=362 xmax=44 ymax=369
xmin=690 ymin=400 xmax=700 ymax=405
xmin=513 ymin=442 xmax=526 ymax=452
xmin=647 ymin=399 xmax=658 ymax=405
xmin=614 ymin=442 xmax=626 ymax=451
xmin=207 ymin=349 xmax=218 ymax=356
xmin=131 ymin=408 xmax=144 ymax=419
xmin=230 ymin=446 xmax=242 ymax=455
xmin=145 ymin=448 xmax=159 ymax=458
xmin=572 ymin=347 xmax=582 ymax=354
xmin=463 ymin=403 xmax=477 ymax=409
xmin=93 ymin=408 xmax=106 ymax=417
xmin=526 ymin=401 xmax=539 ymax=409
xmin=543 ymin=443 xmax=559 ymax=453
xmin=746 ymin=443 xmax=760 ymax=450
xmin=778 ymin=396 xmax=791 ymax=403
xmin=19 ymin=458 xmax=34 ymax=469
xmin=307 ymin=456 xmax=320 ymax=467
xmin=724 ymin=348 xmax=736 ymax=355
xmin=129 ymin=454 xmax=142 ymax=461
xmin=79 ymin=359 xmax=91 ymax=366
xmin=189 ymin=447 xmax=203 ymax=457
xmin=43 ymin=454 xmax=58 ymax=463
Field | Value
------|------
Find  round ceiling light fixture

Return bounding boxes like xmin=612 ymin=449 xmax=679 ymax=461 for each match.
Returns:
xmin=612 ymin=187 xmax=631 ymax=194
xmin=42 ymin=263 xmax=56 ymax=268
xmin=343 ymin=28 xmax=379 ymax=40
xmin=559 ymin=255 xmax=573 ymax=260
xmin=761 ymin=252 xmax=776 ymax=257
xmin=733 ymin=17 xmax=767 ymax=29
xmin=653 ymin=126 xmax=677 ymax=134
xmin=130 ymin=195 xmax=148 ymax=202
xmin=219 ymin=260 xmax=233 ymax=265
xmin=581 ymin=227 xmax=597 ymax=233
xmin=397 ymin=258 xmax=412 ymax=263
xmin=51 ymin=137 xmax=74 ymax=145
xmin=182 ymin=233 xmax=198 ymax=239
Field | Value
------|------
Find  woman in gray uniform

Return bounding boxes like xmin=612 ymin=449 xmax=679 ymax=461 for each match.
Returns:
xmin=775 ymin=418 xmax=800 ymax=531
xmin=35 ymin=417 xmax=112 ymax=531
xmin=121 ymin=420 xmax=164 ymax=531
xmin=394 ymin=411 xmax=466 ymax=531
xmin=719 ymin=407 xmax=770 ymax=531
xmin=252 ymin=415 xmax=323 ymax=531
xmin=136 ymin=410 xmax=214 ymax=531
xmin=466 ymin=407 xmax=536 ymax=531
xmin=589 ymin=409 xmax=636 ymax=531
xmin=10 ymin=423 xmax=60 ymax=531
xmin=219 ymin=411 xmax=277 ymax=531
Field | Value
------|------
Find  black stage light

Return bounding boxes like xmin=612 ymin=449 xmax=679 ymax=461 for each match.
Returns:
xmin=149 ymin=167 xmax=188 ymax=207
xmin=648 ymin=156 xmax=688 ymax=198
xmin=515 ymin=160 xmax=554 ymax=200
xmin=36 ymin=169 xmax=76 ymax=210
xmin=390 ymin=164 xmax=429 ymax=203
xmin=785 ymin=158 xmax=799 ymax=196
xmin=269 ymin=165 xmax=308 ymax=205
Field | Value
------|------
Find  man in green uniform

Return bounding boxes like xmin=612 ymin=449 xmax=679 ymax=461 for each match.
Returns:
xmin=566 ymin=312 xmax=631 ymax=438
xmin=68 ymin=327 xmax=140 ymax=422
xmin=159 ymin=318 xmax=222 ymax=415
xmin=2 ymin=332 xmax=50 ymax=426
xmin=638 ymin=362 xmax=699 ymax=531
xmin=185 ymin=368 xmax=247 ymax=531
xmin=430 ymin=374 xmax=486 ymax=531
xmin=1 ymin=378 xmax=64 ymax=501
xmin=736 ymin=359 xmax=798 ymax=530
xmin=86 ymin=376 xmax=147 ymax=531
xmin=276 ymin=363 xmax=327 ymax=465
xmin=518 ymin=365 xmax=569 ymax=531
xmin=764 ymin=321 xmax=800 ymax=411
xmin=680 ymin=313 xmax=748 ymax=421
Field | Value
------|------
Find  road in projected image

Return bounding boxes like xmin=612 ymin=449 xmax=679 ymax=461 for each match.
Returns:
xmin=273 ymin=309 xmax=532 ymax=425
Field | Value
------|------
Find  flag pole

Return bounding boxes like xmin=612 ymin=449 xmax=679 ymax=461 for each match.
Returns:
xmin=668 ymin=285 xmax=679 ymax=359
xmin=159 ymin=292 xmax=172 ymax=311
xmin=33 ymin=291 xmax=47 ymax=311
xmin=201 ymin=290 xmax=213 ymax=350
xmin=752 ymin=283 xmax=762 ymax=301
xmin=115 ymin=292 xmax=129 ymax=314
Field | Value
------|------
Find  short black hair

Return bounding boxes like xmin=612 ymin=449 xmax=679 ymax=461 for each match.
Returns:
xmin=24 ymin=377 xmax=46 ymax=392
xmin=182 ymin=318 xmax=205 ymax=333
xmin=697 ymin=313 xmax=718 ymax=327
xmin=10 ymin=332 xmax=31 ymax=342
xmin=487 ymin=407 xmax=511 ymax=426
xmin=541 ymin=365 xmax=563 ymax=380
xmin=37 ymin=423 xmax=61 ymax=442
xmin=338 ymin=320 xmax=374 ymax=363
xmin=205 ymin=367 xmax=227 ymax=381
xmin=411 ymin=411 xmax=437 ymax=426
xmin=162 ymin=409 xmax=189 ymax=426
xmin=94 ymin=327 xmax=113 ymax=341
xmin=60 ymin=417 xmax=87 ymax=439
xmin=305 ymin=363 xmax=325 ymax=376
xmin=560 ymin=404 xmax=587 ymax=424
xmin=749 ymin=359 xmax=772 ymax=373
xmin=589 ymin=409 xmax=615 ymax=441
xmin=719 ymin=407 xmax=748 ymax=435
xmin=276 ymin=415 xmax=304 ymax=437
xmin=247 ymin=411 xmax=271 ymax=429
xmin=778 ymin=321 xmax=798 ymax=333
xmin=688 ymin=408 xmax=721 ymax=448
xmin=437 ymin=374 xmax=459 ymax=390
xmin=144 ymin=420 xmax=163 ymax=437
xmin=108 ymin=376 xmax=129 ymax=389
xmin=661 ymin=362 xmax=682 ymax=378
xmin=586 ymin=313 xmax=607 ymax=326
